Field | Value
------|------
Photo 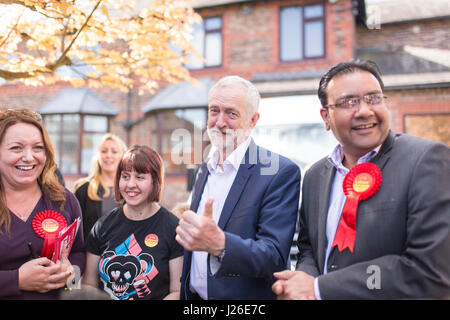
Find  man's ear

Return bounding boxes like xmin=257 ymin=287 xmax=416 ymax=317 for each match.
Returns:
xmin=249 ymin=112 xmax=260 ymax=129
xmin=320 ymin=108 xmax=331 ymax=131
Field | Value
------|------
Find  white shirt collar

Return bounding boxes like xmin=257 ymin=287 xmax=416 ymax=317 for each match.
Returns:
xmin=207 ymin=136 xmax=252 ymax=173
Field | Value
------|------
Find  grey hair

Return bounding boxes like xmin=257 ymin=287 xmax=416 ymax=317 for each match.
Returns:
xmin=209 ymin=75 xmax=260 ymax=116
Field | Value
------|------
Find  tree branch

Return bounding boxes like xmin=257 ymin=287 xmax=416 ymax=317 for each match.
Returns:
xmin=46 ymin=0 xmax=102 ymax=70
xmin=0 ymin=0 xmax=102 ymax=80
xmin=0 ymin=0 xmax=40 ymax=13
xmin=0 ymin=13 xmax=22 ymax=48
xmin=0 ymin=68 xmax=33 ymax=80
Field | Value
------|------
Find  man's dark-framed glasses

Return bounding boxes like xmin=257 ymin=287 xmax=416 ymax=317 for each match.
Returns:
xmin=326 ymin=93 xmax=387 ymax=110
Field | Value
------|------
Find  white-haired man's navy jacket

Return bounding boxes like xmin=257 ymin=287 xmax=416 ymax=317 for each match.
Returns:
xmin=180 ymin=140 xmax=301 ymax=300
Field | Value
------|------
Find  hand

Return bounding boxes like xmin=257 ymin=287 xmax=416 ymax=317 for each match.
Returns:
xmin=18 ymin=257 xmax=72 ymax=293
xmin=58 ymin=244 xmax=76 ymax=287
xmin=175 ymin=198 xmax=225 ymax=256
xmin=272 ymin=270 xmax=316 ymax=300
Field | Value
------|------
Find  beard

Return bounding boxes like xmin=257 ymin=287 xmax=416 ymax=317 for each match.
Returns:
xmin=207 ymin=126 xmax=249 ymax=155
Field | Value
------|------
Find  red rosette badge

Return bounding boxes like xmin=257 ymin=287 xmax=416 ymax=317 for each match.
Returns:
xmin=331 ymin=163 xmax=382 ymax=253
xmin=32 ymin=210 xmax=67 ymax=259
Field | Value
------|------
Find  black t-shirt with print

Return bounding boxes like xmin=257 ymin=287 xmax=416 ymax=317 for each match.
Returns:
xmin=86 ymin=206 xmax=183 ymax=300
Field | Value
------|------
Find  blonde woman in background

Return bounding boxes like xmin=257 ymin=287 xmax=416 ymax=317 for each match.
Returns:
xmin=74 ymin=133 xmax=127 ymax=242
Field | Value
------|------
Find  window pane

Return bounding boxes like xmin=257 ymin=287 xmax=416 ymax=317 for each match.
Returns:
xmin=169 ymin=130 xmax=191 ymax=172
xmin=161 ymin=110 xmax=185 ymax=129
xmin=62 ymin=114 xmax=79 ymax=132
xmin=205 ymin=32 xmax=222 ymax=67
xmin=280 ymin=7 xmax=302 ymax=61
xmin=150 ymin=115 xmax=158 ymax=130
xmin=305 ymin=5 xmax=323 ymax=19
xmin=187 ymin=18 xmax=222 ymax=69
xmin=405 ymin=114 xmax=450 ymax=146
xmin=81 ymin=133 xmax=106 ymax=174
xmin=44 ymin=115 xmax=61 ymax=133
xmin=150 ymin=140 xmax=159 ymax=152
xmin=155 ymin=109 xmax=208 ymax=173
xmin=305 ymin=21 xmax=324 ymax=57
xmin=253 ymin=95 xmax=337 ymax=171
xmin=172 ymin=108 xmax=206 ymax=168
xmin=84 ymin=115 xmax=108 ymax=132
xmin=205 ymin=17 xmax=222 ymax=30
xmin=186 ymin=22 xmax=205 ymax=69
xmin=48 ymin=133 xmax=60 ymax=166
xmin=181 ymin=108 xmax=206 ymax=130
xmin=60 ymin=133 xmax=78 ymax=174
xmin=150 ymin=115 xmax=159 ymax=150
xmin=162 ymin=132 xmax=171 ymax=154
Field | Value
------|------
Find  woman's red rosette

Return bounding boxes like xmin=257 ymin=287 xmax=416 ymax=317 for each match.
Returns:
xmin=332 ymin=163 xmax=382 ymax=253
xmin=32 ymin=210 xmax=67 ymax=259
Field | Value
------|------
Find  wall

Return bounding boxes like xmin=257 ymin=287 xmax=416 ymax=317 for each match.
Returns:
xmin=355 ymin=18 xmax=450 ymax=50
xmin=192 ymin=0 xmax=355 ymax=81
xmin=356 ymin=16 xmax=450 ymax=145
xmin=386 ymin=87 xmax=450 ymax=139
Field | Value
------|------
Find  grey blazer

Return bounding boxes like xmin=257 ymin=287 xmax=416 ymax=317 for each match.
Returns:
xmin=296 ymin=131 xmax=450 ymax=299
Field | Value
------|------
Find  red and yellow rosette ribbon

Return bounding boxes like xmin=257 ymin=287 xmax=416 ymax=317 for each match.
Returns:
xmin=32 ymin=210 xmax=67 ymax=259
xmin=332 ymin=163 xmax=382 ymax=253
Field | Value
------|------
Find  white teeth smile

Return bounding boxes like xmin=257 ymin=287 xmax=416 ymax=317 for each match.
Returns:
xmin=16 ymin=165 xmax=34 ymax=170
xmin=354 ymin=124 xmax=375 ymax=129
xmin=126 ymin=192 xmax=138 ymax=197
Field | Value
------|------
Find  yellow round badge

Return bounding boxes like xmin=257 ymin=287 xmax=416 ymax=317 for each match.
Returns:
xmin=352 ymin=172 xmax=373 ymax=193
xmin=42 ymin=218 xmax=59 ymax=233
xmin=145 ymin=234 xmax=159 ymax=247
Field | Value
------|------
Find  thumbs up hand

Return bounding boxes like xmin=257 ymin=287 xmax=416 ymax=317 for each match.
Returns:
xmin=202 ymin=198 xmax=214 ymax=219
xmin=175 ymin=198 xmax=225 ymax=257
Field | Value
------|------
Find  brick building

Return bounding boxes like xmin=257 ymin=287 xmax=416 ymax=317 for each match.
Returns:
xmin=0 ymin=0 xmax=449 ymax=210
xmin=355 ymin=0 xmax=450 ymax=140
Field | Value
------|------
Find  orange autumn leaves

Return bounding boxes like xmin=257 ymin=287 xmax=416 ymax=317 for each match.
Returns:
xmin=0 ymin=0 xmax=202 ymax=92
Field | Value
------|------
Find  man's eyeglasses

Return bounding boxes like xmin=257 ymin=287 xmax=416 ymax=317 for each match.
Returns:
xmin=326 ymin=93 xmax=387 ymax=110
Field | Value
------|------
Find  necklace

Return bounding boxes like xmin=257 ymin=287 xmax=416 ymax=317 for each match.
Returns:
xmin=14 ymin=210 xmax=31 ymax=222
xmin=8 ymin=189 xmax=41 ymax=222
xmin=10 ymin=202 xmax=37 ymax=222
xmin=14 ymin=200 xmax=36 ymax=221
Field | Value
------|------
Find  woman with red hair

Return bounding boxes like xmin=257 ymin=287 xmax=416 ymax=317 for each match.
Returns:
xmin=0 ymin=108 xmax=85 ymax=299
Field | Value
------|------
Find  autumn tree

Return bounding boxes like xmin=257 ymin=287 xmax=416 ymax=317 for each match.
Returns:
xmin=0 ymin=0 xmax=201 ymax=92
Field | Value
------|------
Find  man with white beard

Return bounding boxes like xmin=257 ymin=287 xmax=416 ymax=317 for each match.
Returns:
xmin=176 ymin=75 xmax=301 ymax=300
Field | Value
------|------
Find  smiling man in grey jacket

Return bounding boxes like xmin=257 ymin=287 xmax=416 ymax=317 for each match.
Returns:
xmin=273 ymin=60 xmax=450 ymax=299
